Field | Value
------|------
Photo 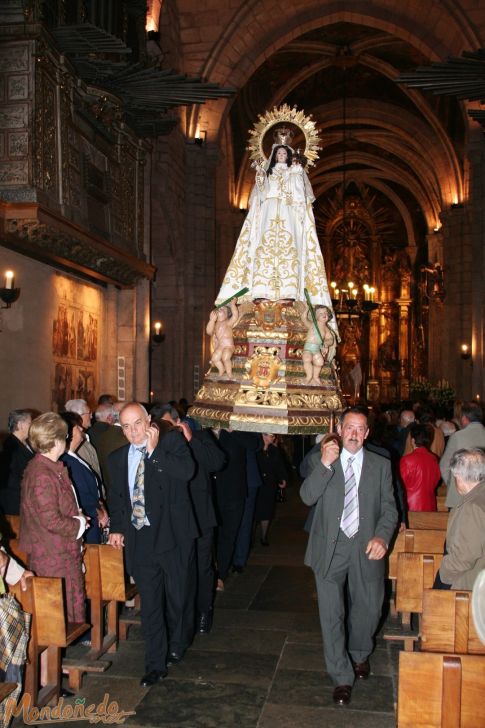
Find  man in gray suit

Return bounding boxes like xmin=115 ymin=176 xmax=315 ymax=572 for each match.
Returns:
xmin=441 ymin=401 xmax=485 ymax=508
xmin=300 ymin=408 xmax=397 ymax=705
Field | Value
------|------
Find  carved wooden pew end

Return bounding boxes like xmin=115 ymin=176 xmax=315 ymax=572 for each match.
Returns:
xmin=83 ymin=545 xmax=139 ymax=659
xmin=421 ymin=589 xmax=485 ymax=656
xmin=9 ymin=577 xmax=92 ymax=706
xmin=398 ymin=652 xmax=485 ymax=727
xmin=384 ymin=552 xmax=442 ymax=649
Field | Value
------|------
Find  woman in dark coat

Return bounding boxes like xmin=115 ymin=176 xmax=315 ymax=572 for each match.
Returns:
xmin=60 ymin=411 xmax=108 ymax=544
xmin=254 ymin=434 xmax=287 ymax=545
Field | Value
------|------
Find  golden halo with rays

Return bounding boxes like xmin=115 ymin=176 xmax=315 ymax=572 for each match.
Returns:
xmin=247 ymin=104 xmax=322 ymax=168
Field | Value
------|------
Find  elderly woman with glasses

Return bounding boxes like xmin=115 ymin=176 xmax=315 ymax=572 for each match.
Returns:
xmin=19 ymin=412 xmax=89 ymax=622
xmin=437 ymin=447 xmax=485 ymax=590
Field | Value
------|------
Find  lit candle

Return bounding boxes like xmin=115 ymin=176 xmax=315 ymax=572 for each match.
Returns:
xmin=476 ymin=394 xmax=481 ymax=401
xmin=154 ymin=321 xmax=162 ymax=335
xmin=363 ymin=284 xmax=369 ymax=301
xmin=330 ymin=281 xmax=337 ymax=290
xmin=5 ymin=271 xmax=14 ymax=289
xmin=369 ymin=286 xmax=375 ymax=302
xmin=352 ymin=287 xmax=358 ymax=299
xmin=461 ymin=344 xmax=469 ymax=355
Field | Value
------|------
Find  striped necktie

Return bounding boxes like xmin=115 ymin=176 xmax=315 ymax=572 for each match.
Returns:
xmin=131 ymin=446 xmax=147 ymax=530
xmin=341 ymin=456 xmax=359 ymax=538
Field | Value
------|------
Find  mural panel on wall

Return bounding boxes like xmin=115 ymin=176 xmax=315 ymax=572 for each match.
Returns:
xmin=51 ymin=303 xmax=98 ymax=411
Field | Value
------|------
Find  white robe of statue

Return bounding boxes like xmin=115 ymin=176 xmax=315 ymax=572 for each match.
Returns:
xmin=215 ymin=156 xmax=333 ymax=312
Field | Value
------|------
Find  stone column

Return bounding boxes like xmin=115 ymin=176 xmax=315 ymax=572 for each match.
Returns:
xmin=366 ymin=309 xmax=380 ymax=401
xmin=438 ymin=212 xmax=475 ymax=394
xmin=467 ymin=126 xmax=485 ymax=399
xmin=396 ymin=297 xmax=412 ymax=400
xmin=150 ymin=127 xmax=220 ymax=403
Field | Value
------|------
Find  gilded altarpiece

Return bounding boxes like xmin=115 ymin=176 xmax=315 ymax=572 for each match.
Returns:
xmin=317 ymin=186 xmax=415 ymax=402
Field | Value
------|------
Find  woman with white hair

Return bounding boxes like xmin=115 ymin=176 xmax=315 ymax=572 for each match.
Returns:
xmin=438 ymin=447 xmax=485 ymax=590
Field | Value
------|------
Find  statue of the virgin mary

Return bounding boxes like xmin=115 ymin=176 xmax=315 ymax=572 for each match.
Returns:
xmin=215 ymin=110 xmax=337 ymax=337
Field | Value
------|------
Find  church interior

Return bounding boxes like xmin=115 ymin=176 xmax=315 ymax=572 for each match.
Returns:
xmin=1 ymin=1 xmax=485 ymax=726
xmin=0 ymin=0 xmax=484 ymax=415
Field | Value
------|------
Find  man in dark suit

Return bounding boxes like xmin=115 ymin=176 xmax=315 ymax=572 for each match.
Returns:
xmin=300 ymin=407 xmax=397 ymax=706
xmin=87 ymin=403 xmax=114 ymax=450
xmin=96 ymin=403 xmax=127 ymax=492
xmin=154 ymin=405 xmax=226 ymax=634
xmin=212 ymin=429 xmax=260 ymax=590
xmin=107 ymin=402 xmax=195 ymax=686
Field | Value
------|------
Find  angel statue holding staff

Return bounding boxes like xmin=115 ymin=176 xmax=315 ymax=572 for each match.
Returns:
xmin=215 ymin=106 xmax=338 ymax=342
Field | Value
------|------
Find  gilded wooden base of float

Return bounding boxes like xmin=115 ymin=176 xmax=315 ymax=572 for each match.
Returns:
xmin=190 ymin=301 xmax=345 ymax=434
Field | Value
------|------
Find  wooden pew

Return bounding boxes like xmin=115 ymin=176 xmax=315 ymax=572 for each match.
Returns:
xmin=408 ymin=511 xmax=449 ymax=531
xmin=437 ymin=495 xmax=447 ymax=512
xmin=0 ymin=683 xmax=17 ymax=702
xmin=2 ymin=514 xmax=20 ymax=538
xmin=1 ymin=514 xmax=28 ymax=566
xmin=384 ymin=552 xmax=442 ymax=649
xmin=389 ymin=529 xmax=446 ymax=580
xmin=398 ymin=651 xmax=485 ymax=727
xmin=9 ymin=576 xmax=108 ymax=704
xmin=436 ymin=483 xmax=448 ymax=512
xmin=395 ymin=552 xmax=442 ymax=627
xmin=421 ymin=589 xmax=485 ymax=655
xmin=84 ymin=544 xmax=138 ymax=660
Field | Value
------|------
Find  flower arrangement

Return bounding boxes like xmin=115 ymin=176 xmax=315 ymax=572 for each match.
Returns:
xmin=410 ymin=377 xmax=432 ymax=397
xmin=429 ymin=379 xmax=456 ymax=406
xmin=410 ymin=377 xmax=455 ymax=406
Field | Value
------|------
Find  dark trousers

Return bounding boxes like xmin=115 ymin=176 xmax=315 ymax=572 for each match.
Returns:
xmin=165 ymin=540 xmax=196 ymax=656
xmin=216 ymin=497 xmax=245 ymax=581
xmin=132 ymin=525 xmax=169 ymax=673
xmin=233 ymin=486 xmax=259 ymax=567
xmin=195 ymin=527 xmax=215 ymax=613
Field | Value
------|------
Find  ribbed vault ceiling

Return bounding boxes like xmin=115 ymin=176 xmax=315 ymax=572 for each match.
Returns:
xmin=230 ymin=22 xmax=466 ymax=243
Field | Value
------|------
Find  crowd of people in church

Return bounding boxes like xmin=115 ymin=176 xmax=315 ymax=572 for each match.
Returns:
xmin=0 ymin=394 xmax=484 ymax=701
xmin=0 ymin=394 xmax=289 ymax=688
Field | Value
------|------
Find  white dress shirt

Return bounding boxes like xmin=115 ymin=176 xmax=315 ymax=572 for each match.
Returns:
xmin=339 ymin=446 xmax=364 ymax=489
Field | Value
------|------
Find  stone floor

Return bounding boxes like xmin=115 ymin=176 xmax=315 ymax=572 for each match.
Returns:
xmin=16 ymin=482 xmax=402 ymax=727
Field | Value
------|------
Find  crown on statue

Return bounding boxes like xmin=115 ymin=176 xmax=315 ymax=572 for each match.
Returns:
xmin=273 ymin=126 xmax=294 ymax=147
xmin=247 ymin=104 xmax=322 ymax=168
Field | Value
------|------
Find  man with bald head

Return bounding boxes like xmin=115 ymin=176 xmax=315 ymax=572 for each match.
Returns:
xmin=393 ymin=408 xmax=415 ymax=457
xmin=107 ymin=402 xmax=195 ymax=686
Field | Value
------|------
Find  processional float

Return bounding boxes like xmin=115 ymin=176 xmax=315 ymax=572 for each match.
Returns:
xmin=190 ymin=105 xmax=345 ymax=434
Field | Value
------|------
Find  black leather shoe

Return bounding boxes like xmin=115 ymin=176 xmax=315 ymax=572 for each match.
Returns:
xmin=353 ymin=658 xmax=370 ymax=680
xmin=198 ymin=611 xmax=213 ymax=634
xmin=333 ymin=684 xmax=352 ymax=705
xmin=232 ymin=564 xmax=243 ymax=574
xmin=140 ymin=669 xmax=167 ymax=687
xmin=60 ymin=688 xmax=74 ymax=698
xmin=166 ymin=651 xmax=182 ymax=666
xmin=260 ymin=538 xmax=269 ymax=546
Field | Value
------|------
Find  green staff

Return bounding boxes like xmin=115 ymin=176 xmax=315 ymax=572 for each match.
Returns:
xmin=304 ymin=288 xmax=324 ymax=346
xmin=215 ymin=287 xmax=249 ymax=309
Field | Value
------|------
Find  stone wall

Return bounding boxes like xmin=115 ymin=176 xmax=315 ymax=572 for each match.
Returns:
xmin=0 ymin=247 xmax=149 ymax=427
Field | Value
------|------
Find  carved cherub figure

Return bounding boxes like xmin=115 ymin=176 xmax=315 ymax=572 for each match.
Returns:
xmin=300 ymin=303 xmax=337 ymax=385
xmin=206 ymin=300 xmax=240 ymax=378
